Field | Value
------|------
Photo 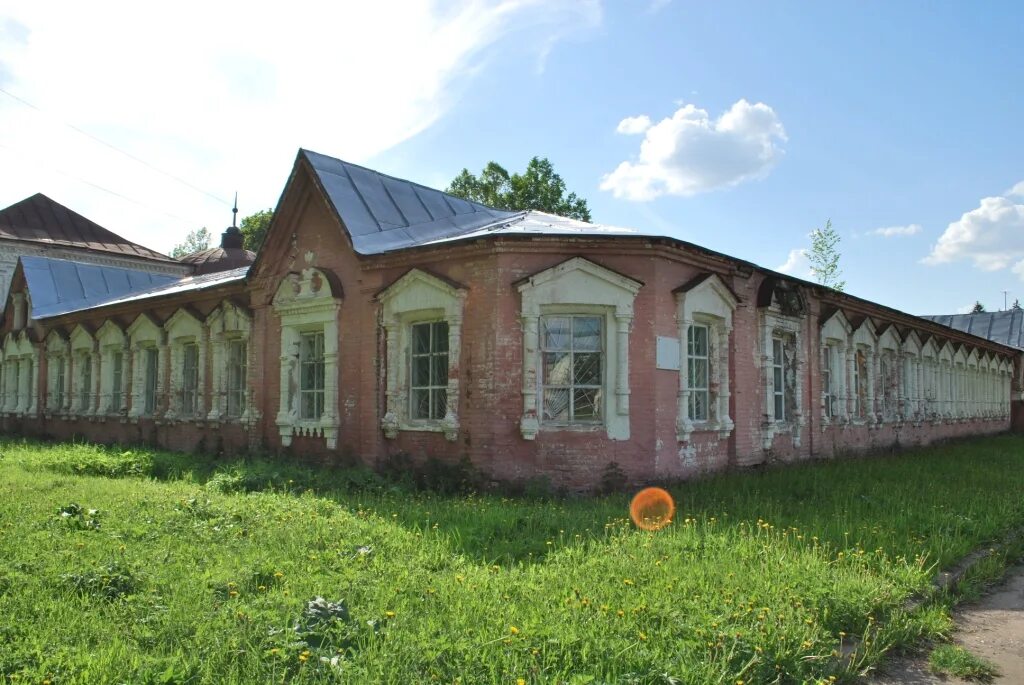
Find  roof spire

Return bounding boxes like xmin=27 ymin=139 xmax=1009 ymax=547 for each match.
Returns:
xmin=232 ymin=192 xmax=238 ymax=228
xmin=221 ymin=192 xmax=244 ymax=250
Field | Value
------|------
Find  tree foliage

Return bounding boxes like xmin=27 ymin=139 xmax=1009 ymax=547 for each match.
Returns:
xmin=169 ymin=227 xmax=212 ymax=259
xmin=447 ymin=157 xmax=592 ymax=222
xmin=971 ymin=301 xmax=986 ymax=313
xmin=807 ymin=219 xmax=845 ymax=292
xmin=240 ymin=209 xmax=273 ymax=252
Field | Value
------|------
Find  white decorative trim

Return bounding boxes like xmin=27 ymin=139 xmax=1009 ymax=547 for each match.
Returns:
xmin=516 ymin=257 xmax=641 ymax=441
xmin=206 ymin=302 xmax=253 ymax=423
xmin=163 ymin=308 xmax=206 ymax=421
xmin=273 ymin=268 xmax=341 ymax=449
xmin=378 ymin=269 xmax=465 ymax=442
xmin=675 ymin=274 xmax=736 ymax=442
xmin=127 ymin=313 xmax=163 ymax=419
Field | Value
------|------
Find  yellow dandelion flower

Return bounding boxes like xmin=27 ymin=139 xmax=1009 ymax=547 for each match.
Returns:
xmin=385 ymin=611 xmax=396 ymax=618
xmin=509 ymin=625 xmax=520 ymax=635
xmin=517 ymin=680 xmax=526 ymax=685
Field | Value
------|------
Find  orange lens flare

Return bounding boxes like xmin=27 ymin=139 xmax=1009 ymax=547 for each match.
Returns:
xmin=629 ymin=487 xmax=675 ymax=531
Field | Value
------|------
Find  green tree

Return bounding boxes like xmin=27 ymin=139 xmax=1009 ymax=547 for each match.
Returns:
xmin=169 ymin=227 xmax=212 ymax=259
xmin=447 ymin=157 xmax=592 ymax=222
xmin=240 ymin=209 xmax=273 ymax=252
xmin=807 ymin=219 xmax=845 ymax=292
xmin=971 ymin=301 xmax=986 ymax=313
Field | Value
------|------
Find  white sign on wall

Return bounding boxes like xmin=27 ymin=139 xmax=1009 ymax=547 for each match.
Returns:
xmin=656 ymin=336 xmax=680 ymax=370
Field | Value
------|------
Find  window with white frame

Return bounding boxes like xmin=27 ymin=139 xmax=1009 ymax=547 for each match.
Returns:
xmin=110 ymin=351 xmax=124 ymax=413
xmin=378 ymin=269 xmax=466 ymax=441
xmin=274 ymin=268 xmax=341 ymax=448
xmin=226 ymin=339 xmax=247 ymax=418
xmin=78 ymin=352 xmax=92 ymax=411
xmin=410 ymin=321 xmax=450 ymax=421
xmin=54 ymin=357 xmax=66 ymax=410
xmin=822 ymin=345 xmax=834 ymax=419
xmin=541 ymin=315 xmax=603 ymax=424
xmin=44 ymin=332 xmax=69 ymax=414
xmin=180 ymin=342 xmax=199 ymax=417
xmin=772 ymin=337 xmax=786 ymax=422
xmin=854 ymin=348 xmax=867 ymax=419
xmin=675 ymin=273 xmax=736 ymax=442
xmin=144 ymin=347 xmax=158 ymax=415
xmin=299 ymin=331 xmax=325 ymax=420
xmin=687 ymin=324 xmax=709 ymax=422
xmin=517 ymin=258 xmax=641 ymax=441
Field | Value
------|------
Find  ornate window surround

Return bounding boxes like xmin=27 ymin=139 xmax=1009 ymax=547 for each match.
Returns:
xmin=273 ymin=267 xmax=342 ymax=449
xmin=876 ymin=324 xmax=901 ymax=424
xmin=674 ymin=273 xmax=736 ymax=443
xmin=378 ymin=269 xmax=465 ymax=442
xmin=163 ymin=308 xmax=207 ymax=421
xmin=69 ymin=324 xmax=98 ymax=417
xmin=206 ymin=301 xmax=253 ymax=423
xmin=819 ymin=309 xmax=852 ymax=426
xmin=127 ymin=313 xmax=165 ymax=420
xmin=96 ymin=320 xmax=128 ymax=417
xmin=44 ymin=330 xmax=69 ymax=415
xmin=757 ymin=278 xmax=807 ymax=449
xmin=849 ymin=318 xmax=878 ymax=425
xmin=516 ymin=257 xmax=641 ymax=441
xmin=921 ymin=336 xmax=940 ymax=423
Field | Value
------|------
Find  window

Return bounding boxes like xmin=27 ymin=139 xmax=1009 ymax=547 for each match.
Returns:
xmin=822 ymin=345 xmax=833 ymax=419
xmin=880 ymin=358 xmax=891 ymax=419
xmin=144 ymin=348 xmax=158 ymax=415
xmin=540 ymin=315 xmax=603 ymax=423
xmin=687 ymin=324 xmax=709 ymax=421
xmin=180 ymin=343 xmax=199 ymax=417
xmin=110 ymin=352 xmax=123 ymax=412
xmin=79 ymin=354 xmax=92 ymax=411
xmin=854 ymin=348 xmax=871 ymax=419
xmin=772 ymin=337 xmax=785 ymax=422
xmin=226 ymin=339 xmax=247 ymax=418
xmin=55 ymin=358 xmax=66 ymax=410
xmin=299 ymin=331 xmax=325 ymax=420
xmin=410 ymin=321 xmax=449 ymax=421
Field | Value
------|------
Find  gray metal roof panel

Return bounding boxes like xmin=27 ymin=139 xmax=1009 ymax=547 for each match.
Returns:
xmin=301 ymin=149 xmax=521 ymax=254
xmin=920 ymin=310 xmax=1024 ymax=350
xmin=22 ymin=256 xmax=182 ymax=319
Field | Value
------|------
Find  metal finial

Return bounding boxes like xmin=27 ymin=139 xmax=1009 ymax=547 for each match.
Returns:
xmin=232 ymin=192 xmax=238 ymax=228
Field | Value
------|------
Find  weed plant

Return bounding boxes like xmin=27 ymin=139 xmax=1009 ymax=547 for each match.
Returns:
xmin=1 ymin=435 xmax=1023 ymax=683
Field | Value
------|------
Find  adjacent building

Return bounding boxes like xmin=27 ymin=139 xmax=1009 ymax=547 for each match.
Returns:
xmin=0 ymin=150 xmax=1018 ymax=489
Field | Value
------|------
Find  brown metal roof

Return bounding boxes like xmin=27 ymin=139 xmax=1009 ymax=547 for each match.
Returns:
xmin=0 ymin=193 xmax=177 ymax=263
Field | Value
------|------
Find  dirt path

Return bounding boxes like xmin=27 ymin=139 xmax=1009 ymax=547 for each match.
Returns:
xmin=872 ymin=565 xmax=1024 ymax=684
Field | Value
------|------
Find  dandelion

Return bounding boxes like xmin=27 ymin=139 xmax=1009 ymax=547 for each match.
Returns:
xmin=299 ymin=650 xmax=310 ymax=662
xmin=385 ymin=611 xmax=395 ymax=618
xmin=623 ymin=578 xmax=634 ymax=586
xmin=274 ymin=571 xmax=284 ymax=579
xmin=517 ymin=680 xmax=526 ymax=685
xmin=638 ymin=632 xmax=647 ymax=641
xmin=509 ymin=625 xmax=520 ymax=635
xmin=228 ymin=590 xmax=239 ymax=598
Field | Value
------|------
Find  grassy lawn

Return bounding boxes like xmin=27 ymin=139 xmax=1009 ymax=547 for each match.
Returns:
xmin=1 ymin=435 xmax=1023 ymax=683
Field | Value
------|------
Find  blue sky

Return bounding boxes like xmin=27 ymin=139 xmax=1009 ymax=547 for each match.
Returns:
xmin=1 ymin=1 xmax=1022 ymax=315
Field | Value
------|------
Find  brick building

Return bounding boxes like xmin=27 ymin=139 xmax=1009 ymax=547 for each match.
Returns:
xmin=0 ymin=149 xmax=1018 ymax=489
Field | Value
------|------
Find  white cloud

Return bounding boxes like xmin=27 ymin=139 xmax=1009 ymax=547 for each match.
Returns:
xmin=1007 ymin=181 xmax=1024 ymax=197
xmin=868 ymin=223 xmax=922 ymax=238
xmin=0 ymin=0 xmax=601 ymax=253
xmin=775 ymin=248 xmax=812 ymax=279
xmin=923 ymin=193 xmax=1024 ymax=271
xmin=615 ymin=115 xmax=652 ymax=135
xmin=647 ymin=0 xmax=672 ymax=13
xmin=600 ymin=99 xmax=787 ymax=201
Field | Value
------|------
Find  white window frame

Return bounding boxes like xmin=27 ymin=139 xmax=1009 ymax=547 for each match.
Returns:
xmin=517 ymin=257 xmax=641 ymax=441
xmin=298 ymin=330 xmax=325 ymax=421
xmin=539 ymin=313 xmax=605 ymax=426
xmin=225 ymin=338 xmax=248 ymax=420
xmin=96 ymin=320 xmax=128 ymax=417
xmin=759 ymin=284 xmax=805 ymax=450
xmin=69 ymin=324 xmax=97 ymax=417
xmin=876 ymin=324 xmax=901 ymax=424
xmin=127 ymin=313 xmax=165 ymax=420
xmin=409 ymin=320 xmax=451 ymax=422
xmin=3 ymin=331 xmax=38 ymax=416
xmin=163 ymin=308 xmax=206 ymax=422
xmin=44 ymin=330 xmax=69 ymax=415
xmin=378 ymin=269 xmax=465 ymax=441
xmin=675 ymin=273 xmax=736 ymax=442
xmin=687 ymin=324 xmax=710 ymax=422
xmin=273 ymin=268 xmax=341 ymax=449
xmin=206 ymin=302 xmax=252 ymax=423
xmin=849 ymin=318 xmax=878 ymax=425
xmin=819 ymin=309 xmax=852 ymax=426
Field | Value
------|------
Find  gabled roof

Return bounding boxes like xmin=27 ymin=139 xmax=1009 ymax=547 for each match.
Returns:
xmin=0 ymin=193 xmax=177 ymax=263
xmin=22 ymin=255 xmax=182 ymax=319
xmin=920 ymin=310 xmax=1024 ymax=351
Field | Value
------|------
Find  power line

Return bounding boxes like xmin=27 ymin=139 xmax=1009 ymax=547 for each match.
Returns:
xmin=0 ymin=141 xmax=200 ymax=225
xmin=0 ymin=86 xmax=230 ymax=207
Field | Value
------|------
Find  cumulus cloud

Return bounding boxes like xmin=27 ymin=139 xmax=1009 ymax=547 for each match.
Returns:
xmin=923 ymin=190 xmax=1024 ymax=270
xmin=1008 ymin=181 xmax=1024 ymax=197
xmin=868 ymin=224 xmax=922 ymax=238
xmin=600 ymin=99 xmax=787 ymax=201
xmin=775 ymin=248 xmax=812 ymax=279
xmin=0 ymin=0 xmax=601 ymax=253
xmin=615 ymin=115 xmax=652 ymax=135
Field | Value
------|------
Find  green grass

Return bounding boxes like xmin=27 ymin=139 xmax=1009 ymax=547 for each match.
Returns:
xmin=1 ymin=435 xmax=1023 ymax=683
xmin=928 ymin=644 xmax=999 ymax=681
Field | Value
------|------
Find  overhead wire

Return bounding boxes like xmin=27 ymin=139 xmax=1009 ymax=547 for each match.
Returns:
xmin=0 ymin=86 xmax=231 ymax=208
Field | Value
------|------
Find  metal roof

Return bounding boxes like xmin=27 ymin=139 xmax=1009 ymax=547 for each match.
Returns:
xmin=302 ymin=149 xmax=524 ymax=254
xmin=0 ymin=193 xmax=178 ymax=263
xmin=419 ymin=210 xmax=650 ymax=246
xmin=920 ymin=310 xmax=1024 ymax=350
xmin=77 ymin=266 xmax=249 ymax=313
xmin=23 ymin=256 xmax=182 ymax=319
